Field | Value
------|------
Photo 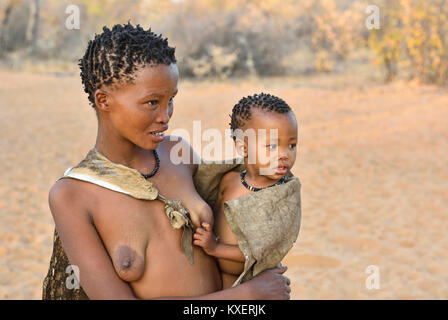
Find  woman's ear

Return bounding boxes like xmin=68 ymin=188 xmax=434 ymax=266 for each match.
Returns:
xmin=94 ymin=89 xmax=110 ymax=112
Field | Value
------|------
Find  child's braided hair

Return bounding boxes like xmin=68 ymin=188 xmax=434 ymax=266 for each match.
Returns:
xmin=229 ymin=93 xmax=292 ymax=138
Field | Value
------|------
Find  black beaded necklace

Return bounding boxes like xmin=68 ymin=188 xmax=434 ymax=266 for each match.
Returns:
xmin=140 ymin=149 xmax=160 ymax=179
xmin=240 ymin=169 xmax=286 ymax=192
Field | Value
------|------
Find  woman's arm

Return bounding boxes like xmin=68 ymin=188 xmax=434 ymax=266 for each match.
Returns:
xmin=158 ymin=266 xmax=290 ymax=300
xmin=49 ymin=179 xmax=138 ymax=300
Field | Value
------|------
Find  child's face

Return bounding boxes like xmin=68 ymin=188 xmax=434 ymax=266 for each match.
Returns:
xmin=239 ymin=108 xmax=298 ymax=180
xmin=96 ymin=63 xmax=179 ymax=150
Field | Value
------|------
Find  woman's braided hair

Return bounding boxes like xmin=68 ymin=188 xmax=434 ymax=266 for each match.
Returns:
xmin=79 ymin=22 xmax=176 ymax=108
xmin=229 ymin=93 xmax=292 ymax=138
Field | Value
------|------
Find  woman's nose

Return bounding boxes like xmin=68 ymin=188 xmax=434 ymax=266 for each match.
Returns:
xmin=156 ymin=105 xmax=170 ymax=123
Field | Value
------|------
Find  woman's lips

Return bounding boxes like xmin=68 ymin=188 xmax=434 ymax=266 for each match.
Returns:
xmin=149 ymin=130 xmax=166 ymax=142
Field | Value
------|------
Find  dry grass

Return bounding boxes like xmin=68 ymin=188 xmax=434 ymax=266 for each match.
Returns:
xmin=0 ymin=70 xmax=447 ymax=299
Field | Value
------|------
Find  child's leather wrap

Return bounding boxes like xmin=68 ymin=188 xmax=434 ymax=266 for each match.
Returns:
xmin=193 ymin=160 xmax=301 ymax=286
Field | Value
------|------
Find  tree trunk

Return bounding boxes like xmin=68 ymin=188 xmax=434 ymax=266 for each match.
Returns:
xmin=0 ymin=0 xmax=15 ymax=56
xmin=42 ymin=229 xmax=89 ymax=300
xmin=25 ymin=0 xmax=39 ymax=52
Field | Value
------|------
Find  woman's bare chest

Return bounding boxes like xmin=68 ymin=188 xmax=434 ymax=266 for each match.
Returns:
xmin=84 ymin=164 xmax=197 ymax=282
xmin=90 ymin=190 xmax=173 ymax=280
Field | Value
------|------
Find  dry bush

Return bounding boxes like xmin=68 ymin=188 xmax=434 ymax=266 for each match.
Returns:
xmin=309 ymin=0 xmax=365 ymax=72
xmin=155 ymin=0 xmax=296 ymax=78
xmin=369 ymin=0 xmax=448 ymax=85
xmin=0 ymin=0 xmax=446 ymax=85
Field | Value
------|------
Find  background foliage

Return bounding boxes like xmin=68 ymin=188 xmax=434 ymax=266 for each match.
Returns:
xmin=0 ymin=0 xmax=446 ymax=84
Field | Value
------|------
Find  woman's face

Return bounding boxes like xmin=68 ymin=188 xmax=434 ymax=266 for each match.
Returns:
xmin=99 ymin=63 xmax=179 ymax=150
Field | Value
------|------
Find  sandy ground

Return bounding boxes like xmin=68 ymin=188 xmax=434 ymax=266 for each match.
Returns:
xmin=0 ymin=70 xmax=447 ymax=299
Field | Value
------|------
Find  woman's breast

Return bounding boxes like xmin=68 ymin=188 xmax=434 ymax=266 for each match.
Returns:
xmin=131 ymin=231 xmax=222 ymax=299
xmin=93 ymin=189 xmax=221 ymax=298
xmin=93 ymin=194 xmax=153 ymax=283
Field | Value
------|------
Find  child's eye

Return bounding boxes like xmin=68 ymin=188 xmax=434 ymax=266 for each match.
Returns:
xmin=267 ymin=144 xmax=277 ymax=150
xmin=169 ymin=97 xmax=174 ymax=104
xmin=289 ymin=144 xmax=297 ymax=149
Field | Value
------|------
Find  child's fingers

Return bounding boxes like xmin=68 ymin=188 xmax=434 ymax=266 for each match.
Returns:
xmin=193 ymin=233 xmax=204 ymax=240
xmin=193 ymin=239 xmax=203 ymax=247
xmin=195 ymin=227 xmax=206 ymax=235
xmin=202 ymin=222 xmax=212 ymax=232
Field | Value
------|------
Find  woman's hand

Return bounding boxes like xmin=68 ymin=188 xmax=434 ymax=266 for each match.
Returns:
xmin=244 ymin=266 xmax=291 ymax=300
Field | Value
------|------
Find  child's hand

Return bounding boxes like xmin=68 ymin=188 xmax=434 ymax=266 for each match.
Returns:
xmin=193 ymin=222 xmax=218 ymax=256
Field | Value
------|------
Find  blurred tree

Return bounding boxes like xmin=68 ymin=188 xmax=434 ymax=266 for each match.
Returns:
xmin=311 ymin=0 xmax=364 ymax=72
xmin=369 ymin=0 xmax=402 ymax=81
xmin=0 ymin=0 xmax=21 ymax=57
xmin=0 ymin=0 xmax=446 ymax=85
xmin=369 ymin=0 xmax=448 ymax=84
xmin=25 ymin=0 xmax=40 ymax=53
xmin=401 ymin=0 xmax=448 ymax=84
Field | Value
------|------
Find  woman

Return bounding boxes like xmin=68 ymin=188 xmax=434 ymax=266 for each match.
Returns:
xmin=43 ymin=23 xmax=290 ymax=299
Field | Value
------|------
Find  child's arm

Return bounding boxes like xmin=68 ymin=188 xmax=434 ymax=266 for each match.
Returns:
xmin=194 ymin=222 xmax=246 ymax=263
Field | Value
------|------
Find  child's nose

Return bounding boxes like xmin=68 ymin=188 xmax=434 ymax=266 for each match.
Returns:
xmin=278 ymin=147 xmax=289 ymax=160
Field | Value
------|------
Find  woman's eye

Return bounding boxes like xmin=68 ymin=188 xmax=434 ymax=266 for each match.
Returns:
xmin=289 ymin=144 xmax=297 ymax=149
xmin=267 ymin=144 xmax=277 ymax=150
xmin=169 ymin=97 xmax=174 ymax=104
xmin=146 ymin=100 xmax=158 ymax=107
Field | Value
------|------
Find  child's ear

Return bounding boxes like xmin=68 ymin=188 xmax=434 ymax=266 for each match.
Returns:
xmin=94 ymin=89 xmax=111 ymax=112
xmin=235 ymin=138 xmax=248 ymax=158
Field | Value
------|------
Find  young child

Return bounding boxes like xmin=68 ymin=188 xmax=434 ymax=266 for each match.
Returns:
xmin=193 ymin=93 xmax=301 ymax=288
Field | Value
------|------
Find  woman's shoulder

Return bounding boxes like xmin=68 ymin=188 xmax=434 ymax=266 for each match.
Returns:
xmin=49 ymin=178 xmax=79 ymax=201
xmin=49 ymin=177 xmax=95 ymax=218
